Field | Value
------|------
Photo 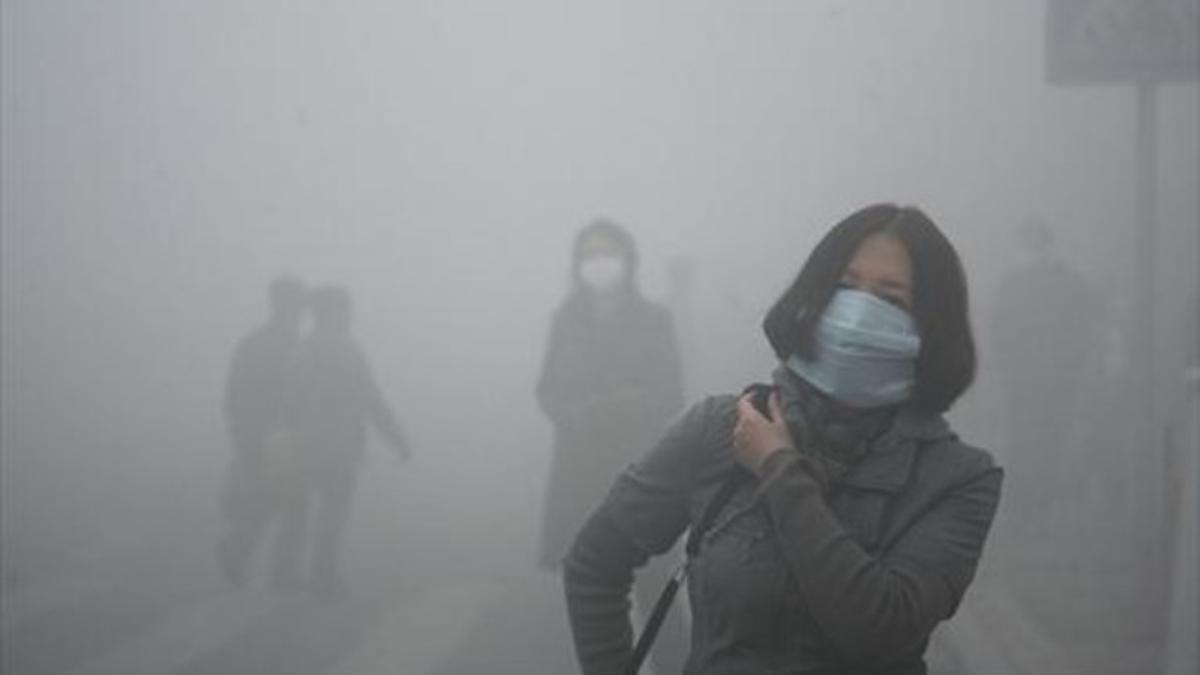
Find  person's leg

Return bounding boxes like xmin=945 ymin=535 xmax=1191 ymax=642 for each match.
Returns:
xmin=218 ymin=450 xmax=268 ymax=588
xmin=270 ymin=472 xmax=310 ymax=591
xmin=311 ymin=461 xmax=358 ymax=598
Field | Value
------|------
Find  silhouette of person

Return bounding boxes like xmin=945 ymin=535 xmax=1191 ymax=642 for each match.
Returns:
xmin=536 ymin=218 xmax=687 ymax=673
xmin=272 ymin=284 xmax=411 ymax=599
xmin=990 ymin=220 xmax=1102 ymax=525
xmin=218 ymin=276 xmax=308 ymax=588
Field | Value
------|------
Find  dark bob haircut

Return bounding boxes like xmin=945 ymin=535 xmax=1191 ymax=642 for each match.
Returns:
xmin=763 ymin=204 xmax=976 ymax=414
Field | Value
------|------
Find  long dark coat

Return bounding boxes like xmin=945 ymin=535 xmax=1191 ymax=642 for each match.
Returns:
xmin=536 ymin=291 xmax=684 ymax=569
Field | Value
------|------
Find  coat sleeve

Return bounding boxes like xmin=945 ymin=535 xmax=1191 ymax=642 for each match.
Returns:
xmin=755 ymin=448 xmax=1003 ymax=666
xmin=562 ymin=397 xmax=733 ymax=674
xmin=223 ymin=337 xmax=258 ymax=450
xmin=536 ymin=307 xmax=584 ymax=427
xmin=642 ymin=307 xmax=685 ymax=421
xmin=354 ymin=348 xmax=407 ymax=450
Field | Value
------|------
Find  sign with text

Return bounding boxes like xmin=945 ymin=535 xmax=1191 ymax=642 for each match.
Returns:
xmin=1047 ymin=0 xmax=1199 ymax=84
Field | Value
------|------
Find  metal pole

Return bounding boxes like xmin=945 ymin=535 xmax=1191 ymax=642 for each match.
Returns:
xmin=1134 ymin=79 xmax=1169 ymax=673
xmin=1134 ymin=81 xmax=1158 ymax=464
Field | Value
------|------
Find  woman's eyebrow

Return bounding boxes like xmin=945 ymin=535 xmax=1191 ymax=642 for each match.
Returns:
xmin=877 ymin=278 xmax=912 ymax=292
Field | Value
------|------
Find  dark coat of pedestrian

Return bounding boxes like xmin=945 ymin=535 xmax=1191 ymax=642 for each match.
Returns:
xmin=272 ymin=285 xmax=410 ymax=598
xmin=536 ymin=219 xmax=685 ymax=570
xmin=218 ymin=276 xmax=307 ymax=588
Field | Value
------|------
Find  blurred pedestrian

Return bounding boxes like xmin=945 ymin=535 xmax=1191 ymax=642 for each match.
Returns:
xmin=218 ymin=276 xmax=308 ymax=589
xmin=537 ymin=218 xmax=687 ymax=672
xmin=990 ymin=220 xmax=1101 ymax=526
xmin=272 ymin=285 xmax=411 ymax=599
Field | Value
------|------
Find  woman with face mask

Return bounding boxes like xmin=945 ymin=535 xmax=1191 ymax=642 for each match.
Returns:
xmin=536 ymin=218 xmax=689 ymax=673
xmin=564 ymin=204 xmax=1003 ymax=674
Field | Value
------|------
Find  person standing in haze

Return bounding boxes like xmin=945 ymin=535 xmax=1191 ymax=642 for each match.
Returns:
xmin=990 ymin=220 xmax=1101 ymax=527
xmin=273 ymin=284 xmax=411 ymax=599
xmin=564 ymin=204 xmax=1003 ymax=673
xmin=218 ymin=276 xmax=308 ymax=589
xmin=537 ymin=219 xmax=687 ymax=672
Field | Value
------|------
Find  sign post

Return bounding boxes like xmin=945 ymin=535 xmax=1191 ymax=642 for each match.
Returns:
xmin=1045 ymin=2 xmax=1197 ymax=672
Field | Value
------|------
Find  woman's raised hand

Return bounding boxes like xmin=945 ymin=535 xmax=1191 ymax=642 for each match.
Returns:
xmin=732 ymin=391 xmax=795 ymax=475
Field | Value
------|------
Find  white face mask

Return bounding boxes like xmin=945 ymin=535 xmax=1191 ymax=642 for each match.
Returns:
xmin=579 ymin=255 xmax=626 ymax=292
xmin=787 ymin=288 xmax=921 ymax=408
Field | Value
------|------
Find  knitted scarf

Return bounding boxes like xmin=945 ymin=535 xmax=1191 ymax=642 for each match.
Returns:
xmin=771 ymin=364 xmax=897 ymax=479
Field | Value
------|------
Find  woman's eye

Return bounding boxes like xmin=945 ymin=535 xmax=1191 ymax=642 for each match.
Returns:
xmin=871 ymin=291 xmax=905 ymax=308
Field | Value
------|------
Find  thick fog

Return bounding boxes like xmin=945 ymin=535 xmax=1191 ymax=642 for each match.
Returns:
xmin=2 ymin=2 xmax=1197 ymax=674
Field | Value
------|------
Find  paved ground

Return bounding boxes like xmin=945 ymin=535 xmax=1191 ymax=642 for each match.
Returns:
xmin=2 ymin=554 xmax=579 ymax=675
xmin=0 ymin=462 xmax=1181 ymax=675
xmin=2 ymin=543 xmax=1170 ymax=675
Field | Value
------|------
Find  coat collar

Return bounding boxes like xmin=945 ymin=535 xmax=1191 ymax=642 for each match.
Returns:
xmin=765 ymin=364 xmax=957 ymax=493
xmin=831 ymin=408 xmax=955 ymax=492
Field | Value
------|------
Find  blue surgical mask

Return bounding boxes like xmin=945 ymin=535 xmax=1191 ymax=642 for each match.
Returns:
xmin=786 ymin=288 xmax=921 ymax=408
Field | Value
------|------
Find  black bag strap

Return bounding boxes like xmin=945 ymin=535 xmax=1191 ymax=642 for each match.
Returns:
xmin=624 ymin=383 xmax=772 ymax=674
xmin=625 ymin=472 xmax=744 ymax=675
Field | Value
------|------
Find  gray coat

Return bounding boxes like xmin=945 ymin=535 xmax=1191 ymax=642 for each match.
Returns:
xmin=564 ymin=394 xmax=1002 ymax=674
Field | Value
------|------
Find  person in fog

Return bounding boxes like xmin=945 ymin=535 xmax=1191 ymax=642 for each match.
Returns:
xmin=273 ymin=284 xmax=411 ymax=599
xmin=564 ymin=204 xmax=1003 ymax=673
xmin=990 ymin=220 xmax=1100 ymax=525
xmin=537 ymin=218 xmax=687 ymax=671
xmin=218 ymin=276 xmax=308 ymax=588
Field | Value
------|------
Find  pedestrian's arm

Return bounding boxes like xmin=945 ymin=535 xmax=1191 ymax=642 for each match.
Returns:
xmin=562 ymin=509 xmax=648 ymax=675
xmin=757 ymin=450 xmax=1002 ymax=666
xmin=359 ymin=353 xmax=411 ymax=457
xmin=563 ymin=398 xmax=730 ymax=673
xmin=223 ymin=340 xmax=257 ymax=447
xmin=731 ymin=394 xmax=1002 ymax=665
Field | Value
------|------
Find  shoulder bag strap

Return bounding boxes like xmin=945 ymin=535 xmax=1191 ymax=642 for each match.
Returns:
xmin=625 ymin=471 xmax=745 ymax=674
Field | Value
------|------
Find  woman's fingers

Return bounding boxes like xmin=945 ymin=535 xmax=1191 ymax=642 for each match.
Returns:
xmin=736 ymin=393 xmax=763 ymax=422
xmin=767 ymin=390 xmax=784 ymax=421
